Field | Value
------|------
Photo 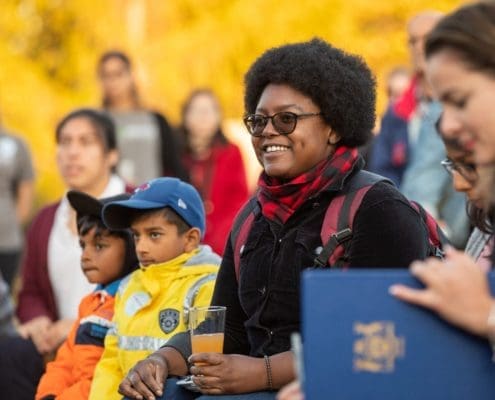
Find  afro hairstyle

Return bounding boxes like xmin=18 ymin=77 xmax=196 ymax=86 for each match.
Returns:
xmin=244 ymin=38 xmax=376 ymax=147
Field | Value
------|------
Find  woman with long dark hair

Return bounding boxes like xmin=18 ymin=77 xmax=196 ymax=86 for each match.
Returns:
xmin=98 ymin=50 xmax=187 ymax=185
xmin=179 ymin=89 xmax=249 ymax=255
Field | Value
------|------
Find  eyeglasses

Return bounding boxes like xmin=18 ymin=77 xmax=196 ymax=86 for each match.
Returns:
xmin=441 ymin=158 xmax=478 ymax=182
xmin=243 ymin=111 xmax=322 ymax=137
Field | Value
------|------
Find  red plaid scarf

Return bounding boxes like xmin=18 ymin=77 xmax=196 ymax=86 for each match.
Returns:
xmin=257 ymin=146 xmax=359 ymax=224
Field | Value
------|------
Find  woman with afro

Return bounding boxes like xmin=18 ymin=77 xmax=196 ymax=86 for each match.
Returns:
xmin=119 ymin=38 xmax=431 ymax=400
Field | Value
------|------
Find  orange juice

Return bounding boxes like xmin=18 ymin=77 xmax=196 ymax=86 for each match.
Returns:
xmin=191 ymin=332 xmax=224 ymax=354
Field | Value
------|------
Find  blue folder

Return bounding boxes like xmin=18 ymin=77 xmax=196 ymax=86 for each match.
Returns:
xmin=302 ymin=270 xmax=495 ymax=400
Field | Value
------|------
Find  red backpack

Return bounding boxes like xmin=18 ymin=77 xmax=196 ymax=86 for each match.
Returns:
xmin=230 ymin=170 xmax=447 ymax=281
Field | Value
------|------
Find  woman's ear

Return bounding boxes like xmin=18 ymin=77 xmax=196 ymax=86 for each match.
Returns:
xmin=183 ymin=227 xmax=201 ymax=253
xmin=327 ymin=129 xmax=341 ymax=146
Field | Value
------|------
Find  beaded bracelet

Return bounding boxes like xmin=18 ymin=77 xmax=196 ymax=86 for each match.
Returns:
xmin=264 ymin=355 xmax=273 ymax=390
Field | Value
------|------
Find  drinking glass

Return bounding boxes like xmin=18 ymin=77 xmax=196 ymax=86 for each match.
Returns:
xmin=189 ymin=305 xmax=226 ymax=355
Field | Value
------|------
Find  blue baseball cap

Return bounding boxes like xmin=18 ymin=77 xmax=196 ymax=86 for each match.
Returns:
xmin=102 ymin=177 xmax=206 ymax=237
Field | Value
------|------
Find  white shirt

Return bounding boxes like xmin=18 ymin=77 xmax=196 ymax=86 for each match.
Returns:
xmin=48 ymin=175 xmax=127 ymax=320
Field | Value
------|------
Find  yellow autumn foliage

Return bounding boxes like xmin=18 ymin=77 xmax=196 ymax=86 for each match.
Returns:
xmin=0 ymin=0 xmax=465 ymax=212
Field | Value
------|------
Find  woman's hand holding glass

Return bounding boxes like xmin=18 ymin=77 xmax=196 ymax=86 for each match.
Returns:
xmin=189 ymin=353 xmax=267 ymax=395
xmin=187 ymin=306 xmax=272 ymax=394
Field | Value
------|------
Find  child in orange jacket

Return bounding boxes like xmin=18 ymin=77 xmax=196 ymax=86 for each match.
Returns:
xmin=35 ymin=191 xmax=138 ymax=400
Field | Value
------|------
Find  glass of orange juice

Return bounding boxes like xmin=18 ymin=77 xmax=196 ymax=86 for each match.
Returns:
xmin=177 ymin=306 xmax=227 ymax=391
xmin=189 ymin=306 xmax=226 ymax=355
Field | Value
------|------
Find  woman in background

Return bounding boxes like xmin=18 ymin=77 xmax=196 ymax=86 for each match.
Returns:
xmin=179 ymin=89 xmax=249 ymax=255
xmin=98 ymin=50 xmax=187 ymax=185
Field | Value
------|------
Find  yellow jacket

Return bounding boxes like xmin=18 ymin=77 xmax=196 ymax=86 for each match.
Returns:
xmin=89 ymin=246 xmax=220 ymax=400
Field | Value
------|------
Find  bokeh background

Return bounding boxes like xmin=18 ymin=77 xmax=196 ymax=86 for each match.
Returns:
xmin=0 ymin=0 xmax=464 ymax=210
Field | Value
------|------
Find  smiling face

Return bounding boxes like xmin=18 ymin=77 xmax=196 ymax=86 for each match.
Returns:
xmin=79 ymin=227 xmax=126 ymax=285
xmin=427 ymin=49 xmax=495 ymax=166
xmin=56 ymin=117 xmax=118 ymax=195
xmin=130 ymin=210 xmax=196 ymax=267
xmin=251 ymin=84 xmax=336 ymax=180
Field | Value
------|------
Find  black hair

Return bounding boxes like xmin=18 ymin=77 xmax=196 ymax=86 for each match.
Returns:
xmin=244 ymin=38 xmax=376 ymax=147
xmin=55 ymin=108 xmax=117 ymax=153
xmin=179 ymin=88 xmax=228 ymax=154
xmin=77 ymin=215 xmax=138 ymax=278
xmin=467 ymin=202 xmax=493 ymax=235
xmin=99 ymin=50 xmax=132 ymax=70
xmin=98 ymin=50 xmax=140 ymax=109
xmin=129 ymin=207 xmax=192 ymax=235
xmin=425 ymin=2 xmax=495 ymax=77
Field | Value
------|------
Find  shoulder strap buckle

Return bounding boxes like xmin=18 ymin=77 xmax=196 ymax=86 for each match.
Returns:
xmin=313 ymin=228 xmax=353 ymax=268
xmin=333 ymin=228 xmax=353 ymax=243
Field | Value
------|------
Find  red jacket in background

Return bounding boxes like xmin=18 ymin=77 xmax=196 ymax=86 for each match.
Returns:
xmin=17 ymin=203 xmax=59 ymax=322
xmin=35 ymin=280 xmax=120 ymax=400
xmin=184 ymin=142 xmax=249 ymax=255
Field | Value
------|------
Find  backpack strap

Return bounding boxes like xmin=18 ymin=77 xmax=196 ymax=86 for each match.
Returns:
xmin=230 ymin=197 xmax=260 ymax=282
xmin=314 ymin=170 xmax=392 ymax=268
xmin=409 ymin=201 xmax=447 ymax=258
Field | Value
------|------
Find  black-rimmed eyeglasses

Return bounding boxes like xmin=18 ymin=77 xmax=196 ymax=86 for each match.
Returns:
xmin=243 ymin=111 xmax=322 ymax=137
xmin=441 ymin=158 xmax=478 ymax=182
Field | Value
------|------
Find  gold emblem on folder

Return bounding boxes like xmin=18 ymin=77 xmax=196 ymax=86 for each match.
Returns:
xmin=353 ymin=321 xmax=405 ymax=373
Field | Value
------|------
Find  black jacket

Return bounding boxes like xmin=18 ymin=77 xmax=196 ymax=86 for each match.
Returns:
xmin=165 ymin=176 xmax=430 ymax=360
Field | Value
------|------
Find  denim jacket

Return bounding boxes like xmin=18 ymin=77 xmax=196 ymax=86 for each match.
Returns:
xmin=400 ymin=101 xmax=470 ymax=248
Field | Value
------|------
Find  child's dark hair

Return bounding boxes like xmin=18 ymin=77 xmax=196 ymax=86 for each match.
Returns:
xmin=77 ymin=215 xmax=138 ymax=277
xmin=130 ymin=207 xmax=192 ymax=234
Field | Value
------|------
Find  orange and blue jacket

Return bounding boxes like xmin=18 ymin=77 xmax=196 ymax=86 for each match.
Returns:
xmin=35 ymin=279 xmax=121 ymax=400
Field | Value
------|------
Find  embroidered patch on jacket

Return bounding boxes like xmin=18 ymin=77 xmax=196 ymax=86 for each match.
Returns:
xmin=159 ymin=308 xmax=180 ymax=334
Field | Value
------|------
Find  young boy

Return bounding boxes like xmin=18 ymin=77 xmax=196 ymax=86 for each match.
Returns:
xmin=35 ymin=191 xmax=138 ymax=400
xmin=89 ymin=177 xmax=221 ymax=400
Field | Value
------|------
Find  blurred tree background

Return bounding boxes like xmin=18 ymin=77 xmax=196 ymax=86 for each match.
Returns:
xmin=0 ymin=0 xmax=464 ymax=209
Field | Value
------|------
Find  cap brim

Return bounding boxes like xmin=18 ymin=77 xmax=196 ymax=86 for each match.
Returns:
xmin=67 ymin=191 xmax=131 ymax=222
xmin=102 ymin=199 xmax=166 ymax=229
xmin=67 ymin=191 xmax=103 ymax=220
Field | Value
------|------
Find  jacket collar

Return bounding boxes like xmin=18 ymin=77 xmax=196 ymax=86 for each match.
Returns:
xmin=96 ymin=278 xmax=121 ymax=297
